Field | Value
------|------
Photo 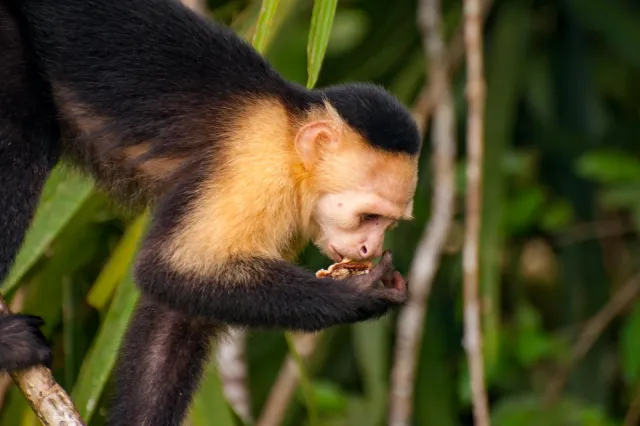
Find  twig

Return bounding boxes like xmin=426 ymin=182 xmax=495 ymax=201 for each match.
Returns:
xmin=555 ymin=218 xmax=635 ymax=246
xmin=216 ymin=328 xmax=254 ymax=425
xmin=256 ymin=333 xmax=321 ymax=426
xmin=544 ymin=273 xmax=640 ymax=404
xmin=387 ymin=0 xmax=456 ymax=423
xmin=624 ymin=380 xmax=640 ymax=426
xmin=411 ymin=0 xmax=494 ymax=134
xmin=0 ymin=294 xmax=86 ymax=426
xmin=462 ymin=0 xmax=491 ymax=424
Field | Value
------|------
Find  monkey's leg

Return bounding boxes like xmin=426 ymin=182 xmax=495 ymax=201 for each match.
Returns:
xmin=108 ymin=296 xmax=218 ymax=426
xmin=0 ymin=3 xmax=58 ymax=371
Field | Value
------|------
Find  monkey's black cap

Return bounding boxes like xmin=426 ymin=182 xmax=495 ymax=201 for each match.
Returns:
xmin=321 ymin=83 xmax=421 ymax=156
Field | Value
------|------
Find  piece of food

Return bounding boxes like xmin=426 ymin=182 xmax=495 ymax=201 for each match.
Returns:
xmin=316 ymin=258 xmax=373 ymax=280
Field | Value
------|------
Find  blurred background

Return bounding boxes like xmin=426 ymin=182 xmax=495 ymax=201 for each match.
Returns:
xmin=2 ymin=0 xmax=640 ymax=425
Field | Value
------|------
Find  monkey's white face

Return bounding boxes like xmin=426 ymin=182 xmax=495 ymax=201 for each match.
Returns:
xmin=311 ymin=190 xmax=411 ymax=262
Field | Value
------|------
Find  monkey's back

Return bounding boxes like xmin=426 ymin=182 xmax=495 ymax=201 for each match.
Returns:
xmin=9 ymin=0 xmax=304 ymax=207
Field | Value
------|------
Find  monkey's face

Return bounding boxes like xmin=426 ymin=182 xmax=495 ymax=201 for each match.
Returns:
xmin=294 ymin=107 xmax=418 ymax=262
xmin=312 ymin=191 xmax=402 ymax=261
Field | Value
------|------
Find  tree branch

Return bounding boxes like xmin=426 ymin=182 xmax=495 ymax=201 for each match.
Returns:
xmin=411 ymin=0 xmax=494 ymax=134
xmin=388 ymin=0 xmax=457 ymax=423
xmin=462 ymin=0 xmax=491 ymax=424
xmin=256 ymin=333 xmax=321 ymax=426
xmin=544 ymin=272 xmax=640 ymax=404
xmin=216 ymin=328 xmax=254 ymax=425
xmin=0 ymin=294 xmax=86 ymax=426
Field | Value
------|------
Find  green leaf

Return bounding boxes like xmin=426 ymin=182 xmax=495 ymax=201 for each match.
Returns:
xmin=492 ymin=394 xmax=618 ymax=426
xmin=71 ymin=216 xmax=148 ymax=421
xmin=540 ymin=199 xmax=574 ymax=232
xmin=567 ymin=0 xmax=640 ymax=70
xmin=504 ymin=186 xmax=545 ymax=234
xmin=480 ymin=0 xmax=531 ymax=381
xmin=576 ymin=150 xmax=640 ymax=183
xmin=1 ymin=165 xmax=94 ymax=293
xmin=251 ymin=0 xmax=281 ymax=54
xmin=306 ymin=0 xmax=338 ymax=88
xmin=352 ymin=320 xmax=388 ymax=423
xmin=190 ymin=358 xmax=237 ymax=426
xmin=621 ymin=302 xmax=640 ymax=385
xmin=304 ymin=380 xmax=348 ymax=416
xmin=87 ymin=215 xmax=148 ymax=310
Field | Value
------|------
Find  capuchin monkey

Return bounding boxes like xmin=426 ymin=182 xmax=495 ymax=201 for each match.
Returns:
xmin=0 ymin=0 xmax=421 ymax=424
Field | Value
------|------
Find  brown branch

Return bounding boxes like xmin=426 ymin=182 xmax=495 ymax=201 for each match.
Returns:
xmin=216 ymin=328 xmax=254 ymax=425
xmin=624 ymin=380 xmax=640 ymax=426
xmin=411 ymin=0 xmax=494 ymax=134
xmin=387 ymin=0 xmax=457 ymax=423
xmin=544 ymin=273 xmax=640 ymax=404
xmin=0 ymin=294 xmax=86 ymax=426
xmin=462 ymin=0 xmax=491 ymax=424
xmin=256 ymin=333 xmax=321 ymax=426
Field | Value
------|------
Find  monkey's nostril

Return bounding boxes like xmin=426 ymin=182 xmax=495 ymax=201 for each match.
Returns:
xmin=360 ymin=245 xmax=368 ymax=256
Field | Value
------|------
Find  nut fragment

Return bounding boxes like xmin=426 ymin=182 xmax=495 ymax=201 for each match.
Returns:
xmin=316 ymin=258 xmax=373 ymax=280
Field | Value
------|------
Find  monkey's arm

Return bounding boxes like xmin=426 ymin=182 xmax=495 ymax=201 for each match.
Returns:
xmin=136 ymin=250 xmax=403 ymax=332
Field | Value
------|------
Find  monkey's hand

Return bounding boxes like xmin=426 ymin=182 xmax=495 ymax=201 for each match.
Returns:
xmin=0 ymin=314 xmax=52 ymax=372
xmin=341 ymin=251 xmax=407 ymax=305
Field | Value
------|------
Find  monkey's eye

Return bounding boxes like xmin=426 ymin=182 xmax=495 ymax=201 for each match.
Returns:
xmin=361 ymin=213 xmax=380 ymax=222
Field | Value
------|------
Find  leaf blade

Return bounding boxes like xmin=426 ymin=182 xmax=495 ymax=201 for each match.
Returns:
xmin=306 ymin=0 xmax=338 ymax=88
xmin=1 ymin=165 xmax=94 ymax=293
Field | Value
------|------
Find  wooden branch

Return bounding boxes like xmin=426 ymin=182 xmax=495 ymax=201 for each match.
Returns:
xmin=256 ymin=333 xmax=321 ymax=426
xmin=216 ymin=328 xmax=254 ymax=425
xmin=462 ymin=0 xmax=491 ymax=424
xmin=0 ymin=295 xmax=86 ymax=426
xmin=411 ymin=0 xmax=494 ymax=134
xmin=387 ymin=0 xmax=457 ymax=423
xmin=624 ymin=380 xmax=640 ymax=426
xmin=544 ymin=273 xmax=640 ymax=404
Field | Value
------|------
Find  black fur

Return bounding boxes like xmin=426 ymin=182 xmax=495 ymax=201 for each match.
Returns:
xmin=322 ymin=83 xmax=422 ymax=155
xmin=0 ymin=0 xmax=415 ymax=424
xmin=0 ymin=315 xmax=51 ymax=372
xmin=136 ymin=251 xmax=394 ymax=333
xmin=109 ymin=296 xmax=218 ymax=426
xmin=0 ymin=1 xmax=58 ymax=373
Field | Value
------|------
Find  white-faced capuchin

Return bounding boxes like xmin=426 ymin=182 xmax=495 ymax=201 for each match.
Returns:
xmin=0 ymin=0 xmax=421 ymax=424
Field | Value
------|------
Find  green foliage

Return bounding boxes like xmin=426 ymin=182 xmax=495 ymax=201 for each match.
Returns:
xmin=1 ymin=165 xmax=94 ymax=293
xmin=251 ymin=0 xmax=281 ymax=54
xmin=306 ymin=0 xmax=338 ymax=88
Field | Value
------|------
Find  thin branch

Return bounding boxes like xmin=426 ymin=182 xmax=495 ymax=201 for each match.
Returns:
xmin=216 ymin=328 xmax=254 ymax=425
xmin=256 ymin=333 xmax=321 ymax=426
xmin=387 ymin=0 xmax=456 ymax=423
xmin=544 ymin=273 xmax=640 ymax=404
xmin=0 ymin=294 xmax=86 ymax=426
xmin=624 ymin=380 xmax=640 ymax=426
xmin=411 ymin=0 xmax=494 ymax=134
xmin=462 ymin=0 xmax=491 ymax=424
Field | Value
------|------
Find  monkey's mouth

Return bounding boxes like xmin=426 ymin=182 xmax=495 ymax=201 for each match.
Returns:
xmin=327 ymin=244 xmax=344 ymax=262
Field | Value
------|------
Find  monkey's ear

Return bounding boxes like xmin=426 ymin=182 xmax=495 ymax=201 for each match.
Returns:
xmin=294 ymin=121 xmax=341 ymax=169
